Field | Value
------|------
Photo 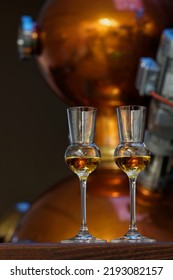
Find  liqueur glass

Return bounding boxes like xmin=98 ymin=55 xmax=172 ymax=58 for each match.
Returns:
xmin=61 ymin=106 xmax=106 ymax=243
xmin=111 ymin=105 xmax=155 ymax=242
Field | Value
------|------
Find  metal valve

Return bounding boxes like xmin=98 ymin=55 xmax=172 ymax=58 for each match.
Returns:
xmin=17 ymin=15 xmax=41 ymax=60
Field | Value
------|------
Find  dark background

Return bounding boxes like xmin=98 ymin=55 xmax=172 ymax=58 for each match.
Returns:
xmin=0 ymin=1 xmax=70 ymax=216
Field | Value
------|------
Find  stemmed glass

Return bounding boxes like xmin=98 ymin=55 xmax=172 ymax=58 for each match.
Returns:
xmin=111 ymin=105 xmax=155 ymax=242
xmin=61 ymin=106 xmax=106 ymax=243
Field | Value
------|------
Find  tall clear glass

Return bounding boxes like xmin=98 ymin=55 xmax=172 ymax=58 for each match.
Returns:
xmin=61 ymin=106 xmax=106 ymax=243
xmin=111 ymin=105 xmax=155 ymax=242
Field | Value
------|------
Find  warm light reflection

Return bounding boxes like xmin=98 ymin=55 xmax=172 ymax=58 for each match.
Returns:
xmin=98 ymin=18 xmax=119 ymax=27
xmin=32 ymin=31 xmax=38 ymax=40
xmin=112 ymin=87 xmax=120 ymax=96
xmin=144 ymin=22 xmax=155 ymax=35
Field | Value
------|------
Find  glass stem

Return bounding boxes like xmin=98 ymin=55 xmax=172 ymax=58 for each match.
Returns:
xmin=129 ymin=177 xmax=137 ymax=232
xmin=79 ymin=177 xmax=88 ymax=232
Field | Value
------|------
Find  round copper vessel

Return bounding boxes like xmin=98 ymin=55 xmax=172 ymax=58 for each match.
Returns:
xmin=13 ymin=0 xmax=173 ymax=242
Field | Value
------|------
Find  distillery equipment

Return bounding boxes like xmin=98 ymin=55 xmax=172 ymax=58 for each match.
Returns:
xmin=12 ymin=0 xmax=173 ymax=242
xmin=136 ymin=28 xmax=173 ymax=192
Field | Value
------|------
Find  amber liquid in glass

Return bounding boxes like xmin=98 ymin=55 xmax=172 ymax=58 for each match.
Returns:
xmin=65 ymin=156 xmax=101 ymax=177
xmin=114 ymin=155 xmax=150 ymax=177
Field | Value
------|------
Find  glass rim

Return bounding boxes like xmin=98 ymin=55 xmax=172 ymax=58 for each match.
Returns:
xmin=116 ymin=105 xmax=146 ymax=111
xmin=67 ymin=106 xmax=97 ymax=112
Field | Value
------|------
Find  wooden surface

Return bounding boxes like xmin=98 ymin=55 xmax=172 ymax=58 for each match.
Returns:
xmin=0 ymin=242 xmax=173 ymax=259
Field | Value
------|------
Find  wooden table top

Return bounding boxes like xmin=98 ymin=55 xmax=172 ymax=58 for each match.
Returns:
xmin=0 ymin=242 xmax=173 ymax=260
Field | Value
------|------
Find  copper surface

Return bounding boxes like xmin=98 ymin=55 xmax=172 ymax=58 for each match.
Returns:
xmin=13 ymin=168 xmax=173 ymax=242
xmin=36 ymin=0 xmax=173 ymax=107
xmin=34 ymin=0 xmax=173 ymax=160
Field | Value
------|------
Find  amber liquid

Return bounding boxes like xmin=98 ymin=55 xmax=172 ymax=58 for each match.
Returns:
xmin=114 ymin=155 xmax=150 ymax=177
xmin=65 ymin=156 xmax=101 ymax=177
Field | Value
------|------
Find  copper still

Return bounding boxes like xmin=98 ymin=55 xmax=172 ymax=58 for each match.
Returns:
xmin=13 ymin=0 xmax=173 ymax=242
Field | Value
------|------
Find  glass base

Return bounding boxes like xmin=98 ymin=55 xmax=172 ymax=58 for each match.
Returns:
xmin=61 ymin=230 xmax=106 ymax=244
xmin=110 ymin=229 xmax=156 ymax=243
